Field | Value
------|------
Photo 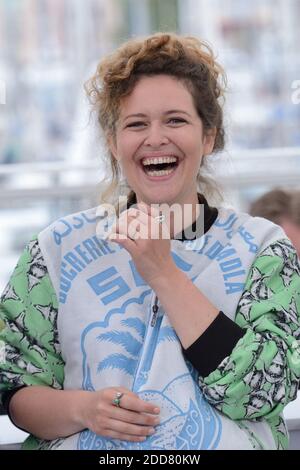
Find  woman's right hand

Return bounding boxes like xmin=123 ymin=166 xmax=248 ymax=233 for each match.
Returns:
xmin=79 ymin=387 xmax=160 ymax=442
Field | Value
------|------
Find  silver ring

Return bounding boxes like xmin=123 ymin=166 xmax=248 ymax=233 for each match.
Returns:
xmin=154 ymin=214 xmax=165 ymax=224
xmin=112 ymin=391 xmax=124 ymax=407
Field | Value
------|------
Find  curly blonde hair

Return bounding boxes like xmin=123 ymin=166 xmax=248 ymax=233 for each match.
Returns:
xmin=85 ymin=32 xmax=227 ymax=211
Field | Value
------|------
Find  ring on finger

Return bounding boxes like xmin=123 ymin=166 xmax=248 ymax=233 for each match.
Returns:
xmin=112 ymin=391 xmax=124 ymax=407
xmin=154 ymin=214 xmax=165 ymax=224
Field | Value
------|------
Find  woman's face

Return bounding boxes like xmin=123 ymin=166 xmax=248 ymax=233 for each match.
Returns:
xmin=110 ymin=74 xmax=216 ymax=206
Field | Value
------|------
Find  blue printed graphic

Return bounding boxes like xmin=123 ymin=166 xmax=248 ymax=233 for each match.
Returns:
xmin=77 ymin=374 xmax=221 ymax=450
xmin=96 ymin=318 xmax=146 ymax=376
xmin=53 ymin=212 xmax=100 ymax=245
xmin=80 ymin=288 xmax=151 ymax=392
xmin=78 ymin=253 xmax=222 ymax=450
xmin=215 ymin=213 xmax=258 ymax=253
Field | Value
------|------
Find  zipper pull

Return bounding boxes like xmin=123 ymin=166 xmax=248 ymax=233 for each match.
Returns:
xmin=151 ymin=296 xmax=159 ymax=327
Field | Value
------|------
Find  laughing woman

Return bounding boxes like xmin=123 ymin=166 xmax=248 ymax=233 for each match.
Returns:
xmin=1 ymin=33 xmax=300 ymax=450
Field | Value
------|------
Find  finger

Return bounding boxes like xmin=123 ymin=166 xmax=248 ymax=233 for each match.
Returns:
xmin=136 ymin=203 xmax=170 ymax=238
xmin=107 ymin=388 xmax=160 ymax=415
xmin=123 ymin=215 xmax=147 ymax=240
xmin=125 ymin=208 xmax=149 ymax=226
xmin=117 ymin=208 xmax=148 ymax=230
xmin=126 ymin=209 xmax=159 ymax=240
xmin=136 ymin=202 xmax=160 ymax=218
xmin=109 ymin=406 xmax=160 ymax=427
xmin=108 ymin=232 xmax=137 ymax=250
xmin=101 ymin=429 xmax=147 ymax=443
xmin=114 ymin=214 xmax=148 ymax=241
xmin=113 ymin=394 xmax=160 ymax=415
xmin=104 ymin=418 xmax=156 ymax=437
xmin=114 ymin=215 xmax=139 ymax=239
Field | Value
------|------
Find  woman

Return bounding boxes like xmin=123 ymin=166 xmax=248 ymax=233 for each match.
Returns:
xmin=0 ymin=33 xmax=300 ymax=450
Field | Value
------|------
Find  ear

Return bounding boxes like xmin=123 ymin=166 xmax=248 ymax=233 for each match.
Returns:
xmin=203 ymin=127 xmax=217 ymax=156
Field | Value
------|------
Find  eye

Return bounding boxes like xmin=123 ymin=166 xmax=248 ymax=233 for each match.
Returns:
xmin=168 ymin=117 xmax=187 ymax=125
xmin=126 ymin=121 xmax=146 ymax=128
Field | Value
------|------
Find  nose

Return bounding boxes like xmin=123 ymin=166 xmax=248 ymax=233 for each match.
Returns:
xmin=144 ymin=122 xmax=169 ymax=147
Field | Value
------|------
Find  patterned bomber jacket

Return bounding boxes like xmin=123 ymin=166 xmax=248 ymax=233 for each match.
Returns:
xmin=0 ymin=202 xmax=300 ymax=450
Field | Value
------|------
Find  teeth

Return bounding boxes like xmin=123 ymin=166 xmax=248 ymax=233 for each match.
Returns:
xmin=146 ymin=168 xmax=175 ymax=177
xmin=142 ymin=156 xmax=177 ymax=166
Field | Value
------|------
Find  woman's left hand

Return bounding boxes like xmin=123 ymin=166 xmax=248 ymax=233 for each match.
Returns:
xmin=108 ymin=202 xmax=176 ymax=286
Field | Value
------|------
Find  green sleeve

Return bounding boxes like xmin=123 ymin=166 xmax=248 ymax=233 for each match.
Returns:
xmin=0 ymin=235 xmax=64 ymax=403
xmin=200 ymin=239 xmax=300 ymax=424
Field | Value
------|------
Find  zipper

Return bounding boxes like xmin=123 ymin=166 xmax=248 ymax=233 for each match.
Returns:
xmin=132 ymin=292 xmax=162 ymax=391
xmin=150 ymin=295 xmax=159 ymax=327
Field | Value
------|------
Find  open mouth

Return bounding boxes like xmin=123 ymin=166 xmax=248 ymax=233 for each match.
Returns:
xmin=140 ymin=156 xmax=179 ymax=177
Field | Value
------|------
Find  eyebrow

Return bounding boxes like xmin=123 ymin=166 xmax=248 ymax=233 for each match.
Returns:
xmin=123 ymin=110 xmax=192 ymax=121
